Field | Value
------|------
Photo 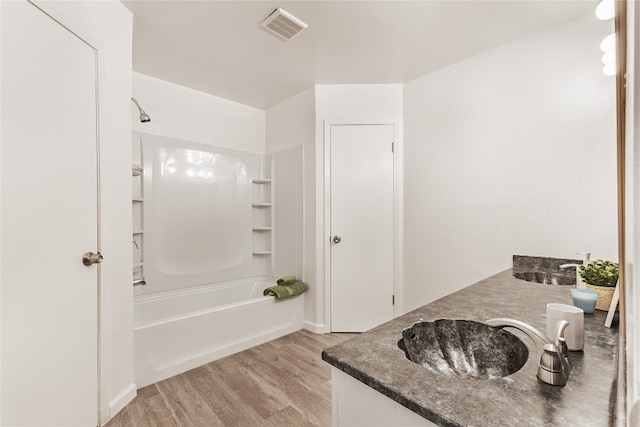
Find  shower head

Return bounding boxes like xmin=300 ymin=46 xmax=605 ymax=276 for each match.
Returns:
xmin=139 ymin=111 xmax=151 ymax=123
xmin=131 ymin=97 xmax=151 ymax=123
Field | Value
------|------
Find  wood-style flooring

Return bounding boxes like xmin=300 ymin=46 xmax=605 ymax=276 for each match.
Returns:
xmin=106 ymin=330 xmax=357 ymax=427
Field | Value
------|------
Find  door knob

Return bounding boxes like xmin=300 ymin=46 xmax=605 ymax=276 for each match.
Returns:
xmin=82 ymin=251 xmax=103 ymax=266
xmin=332 ymin=236 xmax=342 ymax=244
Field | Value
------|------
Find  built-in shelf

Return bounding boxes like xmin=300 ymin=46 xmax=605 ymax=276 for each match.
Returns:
xmin=133 ymin=157 xmax=144 ymax=282
xmin=252 ymin=176 xmax=272 ymax=256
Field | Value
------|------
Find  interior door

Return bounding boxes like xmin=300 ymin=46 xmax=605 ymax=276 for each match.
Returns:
xmin=330 ymin=124 xmax=394 ymax=332
xmin=1 ymin=2 xmax=99 ymax=425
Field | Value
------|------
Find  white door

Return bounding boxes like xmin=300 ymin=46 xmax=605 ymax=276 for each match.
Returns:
xmin=330 ymin=124 xmax=394 ymax=332
xmin=1 ymin=2 xmax=99 ymax=425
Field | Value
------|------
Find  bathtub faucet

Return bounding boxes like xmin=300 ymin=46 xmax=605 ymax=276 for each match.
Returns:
xmin=486 ymin=317 xmax=571 ymax=386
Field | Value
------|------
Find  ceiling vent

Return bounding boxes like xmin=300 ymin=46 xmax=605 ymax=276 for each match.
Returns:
xmin=260 ymin=8 xmax=308 ymax=41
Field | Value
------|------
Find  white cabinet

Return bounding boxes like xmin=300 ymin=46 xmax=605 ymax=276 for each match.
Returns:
xmin=331 ymin=368 xmax=437 ymax=427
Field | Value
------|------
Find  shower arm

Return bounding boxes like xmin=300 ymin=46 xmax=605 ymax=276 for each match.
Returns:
xmin=131 ymin=97 xmax=142 ymax=111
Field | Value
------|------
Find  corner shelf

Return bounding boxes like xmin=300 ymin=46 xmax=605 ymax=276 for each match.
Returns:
xmin=132 ymin=164 xmax=143 ymax=176
xmin=132 ymin=161 xmax=145 ymax=286
xmin=252 ymin=177 xmax=272 ymax=256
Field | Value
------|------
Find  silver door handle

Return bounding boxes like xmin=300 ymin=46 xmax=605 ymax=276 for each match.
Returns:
xmin=82 ymin=251 xmax=103 ymax=266
xmin=332 ymin=236 xmax=342 ymax=244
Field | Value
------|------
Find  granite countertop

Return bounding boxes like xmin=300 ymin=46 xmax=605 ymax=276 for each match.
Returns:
xmin=322 ymin=269 xmax=619 ymax=427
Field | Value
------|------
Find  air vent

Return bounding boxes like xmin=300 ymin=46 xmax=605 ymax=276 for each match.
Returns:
xmin=260 ymin=8 xmax=308 ymax=41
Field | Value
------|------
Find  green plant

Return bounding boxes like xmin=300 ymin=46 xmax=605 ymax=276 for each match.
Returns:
xmin=578 ymin=260 xmax=619 ymax=287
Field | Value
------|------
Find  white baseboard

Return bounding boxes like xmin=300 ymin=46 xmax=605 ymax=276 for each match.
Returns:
xmin=304 ymin=320 xmax=326 ymax=333
xmin=106 ymin=382 xmax=137 ymax=424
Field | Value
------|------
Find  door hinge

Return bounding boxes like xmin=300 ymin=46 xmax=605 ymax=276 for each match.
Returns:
xmin=391 ymin=142 xmax=394 ymax=153
xmin=392 ymin=294 xmax=395 ymax=305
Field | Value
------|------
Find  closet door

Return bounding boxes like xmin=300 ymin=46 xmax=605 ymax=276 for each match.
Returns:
xmin=330 ymin=124 xmax=394 ymax=332
xmin=1 ymin=1 xmax=100 ymax=425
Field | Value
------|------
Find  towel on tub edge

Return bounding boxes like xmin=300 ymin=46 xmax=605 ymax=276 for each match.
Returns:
xmin=276 ymin=275 xmax=296 ymax=284
xmin=263 ymin=280 xmax=309 ymax=300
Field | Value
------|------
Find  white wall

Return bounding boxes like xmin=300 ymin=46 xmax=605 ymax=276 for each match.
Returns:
xmin=266 ymin=87 xmax=315 ymax=154
xmin=271 ymin=146 xmax=304 ymax=280
xmin=265 ymin=87 xmax=317 ymax=328
xmin=403 ymin=14 xmax=617 ymax=312
xmin=132 ymin=72 xmax=265 ymax=153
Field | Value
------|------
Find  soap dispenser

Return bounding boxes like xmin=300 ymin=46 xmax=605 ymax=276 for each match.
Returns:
xmin=576 ymin=252 xmax=591 ymax=289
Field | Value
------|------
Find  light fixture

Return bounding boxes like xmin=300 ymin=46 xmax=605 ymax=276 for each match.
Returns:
xmin=596 ymin=0 xmax=616 ymax=77
xmin=595 ymin=0 xmax=615 ymax=20
xmin=600 ymin=33 xmax=616 ymax=76
xmin=600 ymin=33 xmax=616 ymax=52
xmin=131 ymin=97 xmax=151 ymax=123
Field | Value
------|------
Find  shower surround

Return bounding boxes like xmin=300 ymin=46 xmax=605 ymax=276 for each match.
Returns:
xmin=133 ymin=133 xmax=303 ymax=386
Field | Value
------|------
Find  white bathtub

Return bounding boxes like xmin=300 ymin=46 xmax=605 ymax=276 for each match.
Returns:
xmin=134 ymin=276 xmax=305 ymax=388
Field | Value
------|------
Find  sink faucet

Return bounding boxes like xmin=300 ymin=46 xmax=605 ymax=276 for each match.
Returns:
xmin=560 ymin=251 xmax=591 ymax=271
xmin=559 ymin=262 xmax=586 ymax=288
xmin=559 ymin=263 xmax=580 ymax=269
xmin=486 ymin=318 xmax=571 ymax=386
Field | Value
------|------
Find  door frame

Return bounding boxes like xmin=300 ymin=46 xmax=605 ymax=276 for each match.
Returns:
xmin=323 ymin=119 xmax=403 ymax=332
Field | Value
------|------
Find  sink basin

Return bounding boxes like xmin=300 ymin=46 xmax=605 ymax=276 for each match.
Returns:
xmin=512 ymin=255 xmax=580 ymax=286
xmin=513 ymin=271 xmax=575 ymax=286
xmin=398 ymin=319 xmax=528 ymax=379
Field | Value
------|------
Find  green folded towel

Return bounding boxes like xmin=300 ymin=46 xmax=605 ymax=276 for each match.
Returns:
xmin=277 ymin=275 xmax=296 ymax=284
xmin=263 ymin=281 xmax=309 ymax=300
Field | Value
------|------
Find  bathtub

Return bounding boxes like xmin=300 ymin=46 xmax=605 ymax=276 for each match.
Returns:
xmin=134 ymin=276 xmax=305 ymax=388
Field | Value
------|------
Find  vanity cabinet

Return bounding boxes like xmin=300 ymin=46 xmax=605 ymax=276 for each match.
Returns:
xmin=332 ymin=368 xmax=436 ymax=426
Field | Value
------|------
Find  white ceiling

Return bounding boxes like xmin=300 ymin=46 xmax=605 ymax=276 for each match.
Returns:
xmin=122 ymin=1 xmax=596 ymax=110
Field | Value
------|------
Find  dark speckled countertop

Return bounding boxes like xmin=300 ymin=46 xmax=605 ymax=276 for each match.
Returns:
xmin=322 ymin=269 xmax=619 ymax=427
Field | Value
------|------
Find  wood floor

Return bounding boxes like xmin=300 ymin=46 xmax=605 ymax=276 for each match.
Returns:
xmin=106 ymin=330 xmax=357 ymax=427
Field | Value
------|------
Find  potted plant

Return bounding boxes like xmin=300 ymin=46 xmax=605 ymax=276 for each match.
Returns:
xmin=578 ymin=260 xmax=619 ymax=311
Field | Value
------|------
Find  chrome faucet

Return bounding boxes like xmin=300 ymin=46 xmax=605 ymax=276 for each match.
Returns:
xmin=560 ymin=262 xmax=585 ymax=288
xmin=559 ymin=263 xmax=580 ymax=270
xmin=486 ymin=318 xmax=571 ymax=386
xmin=560 ymin=252 xmax=591 ymax=270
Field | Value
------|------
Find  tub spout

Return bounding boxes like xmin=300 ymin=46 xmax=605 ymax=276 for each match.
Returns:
xmin=486 ymin=317 xmax=571 ymax=386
